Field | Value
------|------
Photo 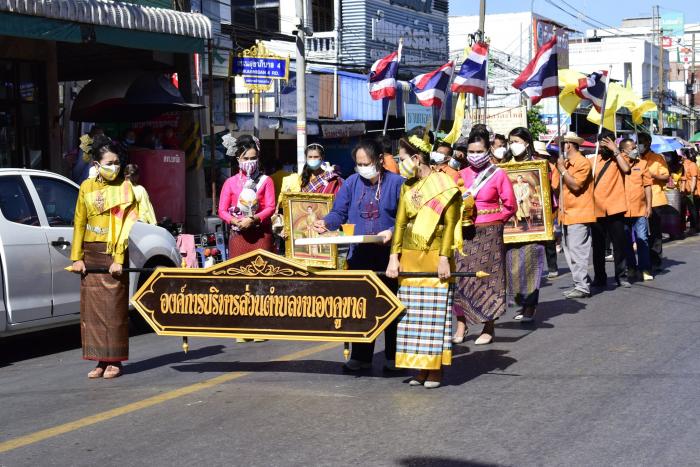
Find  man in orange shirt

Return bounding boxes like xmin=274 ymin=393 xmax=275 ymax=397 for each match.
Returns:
xmin=379 ymin=136 xmax=399 ymax=174
xmin=592 ymin=131 xmax=632 ymax=289
xmin=430 ymin=139 xmax=460 ymax=180
xmin=637 ymin=133 xmax=669 ymax=271
xmin=556 ymin=132 xmax=595 ymax=299
xmin=619 ymin=138 xmax=653 ymax=281
xmin=680 ymin=148 xmax=698 ymax=234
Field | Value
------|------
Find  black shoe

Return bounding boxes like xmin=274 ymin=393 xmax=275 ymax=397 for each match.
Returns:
xmin=591 ymin=279 xmax=607 ymax=288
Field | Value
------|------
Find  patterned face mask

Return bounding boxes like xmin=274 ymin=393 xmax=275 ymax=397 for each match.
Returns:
xmin=239 ymin=159 xmax=259 ymax=177
xmin=98 ymin=163 xmax=120 ymax=181
xmin=467 ymin=152 xmax=490 ymax=168
xmin=399 ymin=156 xmax=419 ymax=179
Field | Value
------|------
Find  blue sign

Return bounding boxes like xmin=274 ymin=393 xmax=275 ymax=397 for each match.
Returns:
xmin=660 ymin=10 xmax=684 ymax=38
xmin=244 ymin=77 xmax=273 ymax=86
xmin=404 ymin=103 xmax=433 ymax=131
xmin=233 ymin=57 xmax=289 ymax=80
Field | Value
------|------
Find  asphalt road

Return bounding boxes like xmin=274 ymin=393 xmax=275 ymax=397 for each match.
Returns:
xmin=1 ymin=236 xmax=700 ymax=467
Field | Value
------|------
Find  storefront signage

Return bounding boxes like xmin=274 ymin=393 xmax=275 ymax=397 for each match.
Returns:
xmin=321 ymin=122 xmax=366 ymax=139
xmin=467 ymin=106 xmax=528 ymax=137
xmin=533 ymin=17 xmax=569 ymax=69
xmin=661 ymin=10 xmax=684 ymax=39
xmin=131 ymin=250 xmax=404 ymax=342
xmin=404 ymin=103 xmax=433 ymax=131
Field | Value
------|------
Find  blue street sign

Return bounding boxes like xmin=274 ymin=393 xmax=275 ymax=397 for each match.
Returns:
xmin=244 ymin=77 xmax=273 ymax=86
xmin=233 ymin=57 xmax=289 ymax=80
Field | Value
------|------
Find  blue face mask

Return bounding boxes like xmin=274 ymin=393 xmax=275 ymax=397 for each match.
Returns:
xmin=307 ymin=159 xmax=322 ymax=169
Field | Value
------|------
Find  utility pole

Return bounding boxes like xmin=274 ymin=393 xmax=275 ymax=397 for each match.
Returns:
xmin=692 ymin=33 xmax=697 ymax=136
xmin=657 ymin=5 xmax=664 ymax=132
xmin=479 ymin=0 xmax=487 ymax=124
xmin=295 ymin=0 xmax=307 ymax=172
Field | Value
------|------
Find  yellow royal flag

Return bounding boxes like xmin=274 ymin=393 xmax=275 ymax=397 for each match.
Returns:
xmin=444 ymin=46 xmax=471 ymax=144
xmin=587 ymin=82 xmax=623 ymax=132
xmin=558 ymin=69 xmax=585 ymax=115
xmin=632 ymin=100 xmax=657 ymax=124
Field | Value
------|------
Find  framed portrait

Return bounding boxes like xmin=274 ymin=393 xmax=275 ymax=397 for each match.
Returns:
xmin=498 ymin=160 xmax=555 ymax=244
xmin=282 ymin=192 xmax=338 ymax=269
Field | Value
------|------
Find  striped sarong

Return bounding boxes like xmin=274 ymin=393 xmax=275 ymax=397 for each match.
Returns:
xmin=395 ymin=285 xmax=453 ymax=370
xmin=506 ymin=243 xmax=545 ymax=297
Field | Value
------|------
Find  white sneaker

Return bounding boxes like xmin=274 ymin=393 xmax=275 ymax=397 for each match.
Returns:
xmin=642 ymin=271 xmax=654 ymax=281
xmin=343 ymin=359 xmax=372 ymax=371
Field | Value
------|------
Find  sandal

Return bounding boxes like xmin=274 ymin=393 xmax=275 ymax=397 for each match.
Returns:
xmin=103 ymin=364 xmax=122 ymax=379
xmin=88 ymin=365 xmax=106 ymax=379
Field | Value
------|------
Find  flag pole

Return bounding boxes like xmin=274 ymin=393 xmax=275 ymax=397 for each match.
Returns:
xmin=434 ymin=61 xmax=456 ymax=138
xmin=382 ymin=38 xmax=403 ymax=137
xmin=483 ymin=42 xmax=489 ymax=124
xmin=592 ymin=65 xmax=612 ymax=176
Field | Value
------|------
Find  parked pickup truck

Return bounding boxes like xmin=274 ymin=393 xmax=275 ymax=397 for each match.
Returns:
xmin=0 ymin=169 xmax=181 ymax=337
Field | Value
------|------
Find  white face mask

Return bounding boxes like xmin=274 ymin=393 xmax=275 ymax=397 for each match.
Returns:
xmin=510 ymin=142 xmax=526 ymax=157
xmin=492 ymin=147 xmax=507 ymax=160
xmin=448 ymin=158 xmax=462 ymax=170
xmin=430 ymin=151 xmax=447 ymax=165
xmin=627 ymin=149 xmax=639 ymax=159
xmin=356 ymin=165 xmax=378 ymax=180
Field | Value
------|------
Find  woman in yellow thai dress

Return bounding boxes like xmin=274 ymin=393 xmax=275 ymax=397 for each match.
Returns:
xmin=71 ymin=135 xmax=139 ymax=379
xmin=386 ymin=127 xmax=461 ymax=389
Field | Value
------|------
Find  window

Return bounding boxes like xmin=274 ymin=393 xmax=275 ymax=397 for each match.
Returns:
xmin=31 ymin=177 xmax=78 ymax=227
xmin=232 ymin=0 xmax=280 ymax=33
xmin=0 ymin=176 xmax=39 ymax=226
xmin=312 ymin=0 xmax=334 ymax=32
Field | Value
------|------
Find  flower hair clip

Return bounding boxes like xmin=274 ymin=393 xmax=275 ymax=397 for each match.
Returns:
xmin=251 ymin=135 xmax=261 ymax=152
xmin=79 ymin=134 xmax=93 ymax=162
xmin=408 ymin=135 xmax=432 ymax=154
xmin=221 ymin=133 xmax=238 ymax=157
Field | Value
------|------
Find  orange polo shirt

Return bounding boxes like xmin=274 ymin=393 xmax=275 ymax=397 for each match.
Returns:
xmin=623 ymin=157 xmax=652 ymax=218
xmin=592 ymin=154 xmax=628 ymax=218
xmin=559 ymin=152 xmax=595 ymax=225
xmin=383 ymin=153 xmax=399 ymax=174
xmin=641 ymin=151 xmax=669 ymax=207
xmin=682 ymin=159 xmax=698 ymax=194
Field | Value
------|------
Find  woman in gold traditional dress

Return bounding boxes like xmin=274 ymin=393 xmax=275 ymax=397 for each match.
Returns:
xmin=71 ymin=135 xmax=139 ymax=379
xmin=386 ymin=126 xmax=461 ymax=389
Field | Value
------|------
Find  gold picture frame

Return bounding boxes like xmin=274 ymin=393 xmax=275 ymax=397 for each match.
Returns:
xmin=282 ymin=192 xmax=338 ymax=268
xmin=498 ymin=159 xmax=555 ymax=244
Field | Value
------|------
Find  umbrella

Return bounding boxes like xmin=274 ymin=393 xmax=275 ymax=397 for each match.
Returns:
xmin=71 ymin=71 xmax=204 ymax=122
xmin=690 ymin=132 xmax=700 ymax=143
xmin=664 ymin=137 xmax=683 ymax=150
xmin=650 ymin=134 xmax=674 ymax=154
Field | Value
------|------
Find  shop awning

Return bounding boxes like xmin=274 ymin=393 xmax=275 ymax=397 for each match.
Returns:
xmin=0 ymin=0 xmax=211 ymax=53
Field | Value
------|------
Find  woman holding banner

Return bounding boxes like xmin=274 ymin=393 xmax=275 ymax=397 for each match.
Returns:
xmin=386 ymin=126 xmax=461 ymax=389
xmin=452 ymin=129 xmax=516 ymax=345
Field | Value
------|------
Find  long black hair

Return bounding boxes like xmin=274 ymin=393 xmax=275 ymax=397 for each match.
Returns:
xmin=507 ymin=127 xmax=535 ymax=160
xmin=301 ymin=143 xmax=325 ymax=188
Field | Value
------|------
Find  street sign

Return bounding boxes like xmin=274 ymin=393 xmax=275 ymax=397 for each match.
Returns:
xmin=660 ymin=10 xmax=684 ymax=39
xmin=244 ymin=77 xmax=273 ymax=86
xmin=131 ymin=250 xmax=405 ymax=342
xmin=230 ymin=42 xmax=290 ymax=81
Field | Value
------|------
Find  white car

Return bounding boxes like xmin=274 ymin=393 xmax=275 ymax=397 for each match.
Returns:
xmin=0 ymin=169 xmax=181 ymax=337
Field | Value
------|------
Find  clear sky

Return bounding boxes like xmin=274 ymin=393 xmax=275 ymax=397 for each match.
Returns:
xmin=448 ymin=0 xmax=700 ymax=32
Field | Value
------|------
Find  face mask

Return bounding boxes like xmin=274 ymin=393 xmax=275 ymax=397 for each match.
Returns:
xmin=356 ymin=164 xmax=378 ymax=180
xmin=467 ymin=152 xmax=491 ymax=169
xmin=448 ymin=158 xmax=462 ymax=170
xmin=399 ymin=157 xmax=419 ymax=179
xmin=510 ymin=142 xmax=526 ymax=157
xmin=638 ymin=144 xmax=647 ymax=154
xmin=239 ymin=159 xmax=259 ymax=177
xmin=628 ymin=149 xmax=639 ymax=160
xmin=430 ymin=151 xmax=447 ymax=165
xmin=306 ymin=158 xmax=322 ymax=169
xmin=492 ymin=147 xmax=507 ymax=160
xmin=125 ymin=138 xmax=135 ymax=145
xmin=98 ymin=163 xmax=120 ymax=181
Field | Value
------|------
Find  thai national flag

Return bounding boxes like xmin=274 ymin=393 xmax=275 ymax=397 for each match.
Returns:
xmin=512 ymin=36 xmax=559 ymax=104
xmin=368 ymin=48 xmax=402 ymax=100
xmin=575 ymin=71 xmax=608 ymax=111
xmin=451 ymin=42 xmax=489 ymax=96
xmin=409 ymin=61 xmax=454 ymax=107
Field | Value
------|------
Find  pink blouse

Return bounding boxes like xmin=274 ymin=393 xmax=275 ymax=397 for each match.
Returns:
xmin=218 ymin=172 xmax=276 ymax=225
xmin=459 ymin=166 xmax=516 ymax=224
